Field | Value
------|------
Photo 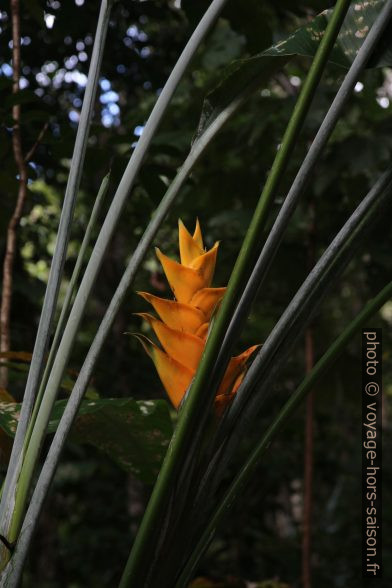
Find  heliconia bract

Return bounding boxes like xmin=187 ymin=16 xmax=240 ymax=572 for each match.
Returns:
xmin=135 ymin=220 xmax=258 ymax=414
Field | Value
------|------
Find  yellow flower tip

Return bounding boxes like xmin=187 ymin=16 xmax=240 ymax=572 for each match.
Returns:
xmin=178 ymin=219 xmax=204 ymax=267
xmin=156 ymin=247 xmax=206 ymax=303
xmin=188 ymin=242 xmax=219 ymax=288
xmin=193 ymin=218 xmax=203 ymax=249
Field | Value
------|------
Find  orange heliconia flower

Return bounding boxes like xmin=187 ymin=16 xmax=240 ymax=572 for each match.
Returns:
xmin=135 ymin=220 xmax=258 ymax=414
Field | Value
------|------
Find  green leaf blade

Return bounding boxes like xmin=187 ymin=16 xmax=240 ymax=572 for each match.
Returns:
xmin=199 ymin=0 xmax=392 ymax=138
xmin=0 ymin=398 xmax=173 ymax=485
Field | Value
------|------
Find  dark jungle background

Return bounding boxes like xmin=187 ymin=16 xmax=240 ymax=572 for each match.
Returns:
xmin=0 ymin=1 xmax=391 ymax=586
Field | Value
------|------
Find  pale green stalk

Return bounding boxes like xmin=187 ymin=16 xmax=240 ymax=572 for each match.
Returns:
xmin=26 ymin=173 xmax=110 ymax=440
xmin=0 ymin=86 xmax=249 ymax=588
xmin=119 ymin=1 xmax=352 ymax=585
xmin=211 ymin=0 xmax=392 ymax=415
xmin=5 ymin=0 xmax=228 ymax=550
xmin=175 ymin=280 xmax=392 ymax=586
xmin=0 ymin=0 xmax=113 ymax=558
xmin=193 ymin=167 xmax=392 ymax=520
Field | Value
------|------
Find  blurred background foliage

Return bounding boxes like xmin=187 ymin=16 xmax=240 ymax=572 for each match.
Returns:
xmin=0 ymin=0 xmax=391 ymax=586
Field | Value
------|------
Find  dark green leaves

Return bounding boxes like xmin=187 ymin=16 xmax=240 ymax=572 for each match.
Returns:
xmin=197 ymin=0 xmax=392 ymax=138
xmin=0 ymin=398 xmax=173 ymax=484
xmin=264 ymin=0 xmax=392 ymax=68
xmin=55 ymin=398 xmax=173 ymax=484
xmin=195 ymin=55 xmax=288 ymax=141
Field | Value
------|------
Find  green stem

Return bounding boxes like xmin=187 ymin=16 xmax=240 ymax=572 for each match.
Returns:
xmin=0 ymin=0 xmax=113 ymax=559
xmin=119 ymin=2 xmax=351 ymax=585
xmin=0 ymin=87 xmax=250 ymax=588
xmin=6 ymin=0 xmax=228 ymax=551
xmin=25 ymin=172 xmax=109 ymax=444
xmin=175 ymin=280 xmax=392 ymax=586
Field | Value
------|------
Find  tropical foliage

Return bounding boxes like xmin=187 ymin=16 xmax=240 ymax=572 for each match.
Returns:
xmin=0 ymin=1 xmax=391 ymax=586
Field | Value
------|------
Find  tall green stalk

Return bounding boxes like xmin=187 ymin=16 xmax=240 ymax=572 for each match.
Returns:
xmin=0 ymin=86 xmax=251 ymax=588
xmin=211 ymin=0 xmax=392 ymax=413
xmin=4 ymin=0 xmax=228 ymax=553
xmin=175 ymin=280 xmax=392 ymax=586
xmin=193 ymin=167 xmax=392 ymax=520
xmin=233 ymin=171 xmax=392 ymax=425
xmin=119 ymin=1 xmax=352 ymax=585
xmin=26 ymin=173 xmax=109 ymax=441
xmin=190 ymin=0 xmax=392 ymax=514
xmin=0 ymin=0 xmax=113 ymax=558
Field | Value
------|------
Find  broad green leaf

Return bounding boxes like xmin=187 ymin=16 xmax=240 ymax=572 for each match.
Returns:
xmin=49 ymin=398 xmax=173 ymax=484
xmin=197 ymin=0 xmax=392 ymax=138
xmin=264 ymin=0 xmax=392 ymax=67
xmin=0 ymin=398 xmax=173 ymax=484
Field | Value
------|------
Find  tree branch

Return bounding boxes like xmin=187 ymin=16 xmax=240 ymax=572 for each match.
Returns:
xmin=0 ymin=0 xmax=28 ymax=388
xmin=24 ymin=122 xmax=49 ymax=164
